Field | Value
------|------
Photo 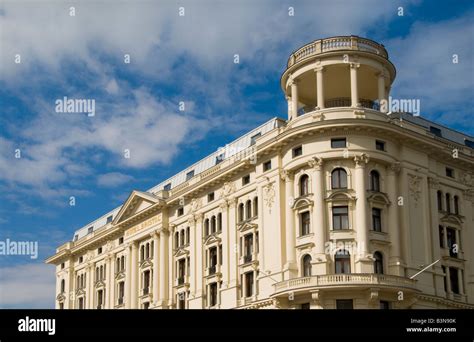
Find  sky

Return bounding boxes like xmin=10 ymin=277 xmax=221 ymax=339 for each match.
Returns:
xmin=0 ymin=0 xmax=473 ymax=308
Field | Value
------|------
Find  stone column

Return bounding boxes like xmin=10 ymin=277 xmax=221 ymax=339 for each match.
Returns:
xmin=350 ymin=63 xmax=360 ymax=107
xmin=282 ymin=170 xmax=297 ymax=277
xmin=87 ymin=263 xmax=94 ymax=309
xmin=354 ymin=153 xmax=370 ymax=272
xmin=130 ymin=241 xmax=138 ymax=309
xmin=109 ymin=254 xmax=115 ymax=308
xmin=286 ymin=95 xmax=292 ymax=121
xmin=377 ymin=71 xmax=387 ymax=112
xmin=195 ymin=215 xmax=204 ymax=299
xmin=290 ymin=79 xmax=298 ymax=119
xmin=152 ymin=231 xmax=159 ymax=305
xmin=125 ymin=244 xmax=131 ymax=309
xmin=315 ymin=67 xmax=325 ymax=109
xmin=220 ymin=201 xmax=229 ymax=286
xmin=308 ymin=157 xmax=326 ymax=274
xmin=228 ymin=198 xmax=238 ymax=287
xmin=387 ymin=163 xmax=403 ymax=276
xmin=159 ymin=228 xmax=169 ymax=307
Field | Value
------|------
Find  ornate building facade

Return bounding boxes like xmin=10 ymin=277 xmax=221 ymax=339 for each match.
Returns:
xmin=47 ymin=36 xmax=474 ymax=309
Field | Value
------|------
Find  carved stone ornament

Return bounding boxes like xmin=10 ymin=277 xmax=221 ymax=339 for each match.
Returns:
xmin=408 ymin=174 xmax=422 ymax=206
xmin=190 ymin=198 xmax=202 ymax=214
xmin=219 ymin=181 xmax=236 ymax=199
xmin=263 ymin=182 xmax=276 ymax=212
xmin=354 ymin=153 xmax=370 ymax=167
xmin=307 ymin=156 xmax=323 ymax=170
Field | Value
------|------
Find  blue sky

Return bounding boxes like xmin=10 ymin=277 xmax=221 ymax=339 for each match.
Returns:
xmin=0 ymin=0 xmax=473 ymax=308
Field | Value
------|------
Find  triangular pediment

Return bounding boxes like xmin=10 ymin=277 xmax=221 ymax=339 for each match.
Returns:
xmin=113 ymin=190 xmax=163 ymax=225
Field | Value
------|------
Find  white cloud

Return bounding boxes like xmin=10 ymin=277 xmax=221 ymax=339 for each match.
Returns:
xmin=97 ymin=172 xmax=134 ymax=188
xmin=0 ymin=263 xmax=55 ymax=309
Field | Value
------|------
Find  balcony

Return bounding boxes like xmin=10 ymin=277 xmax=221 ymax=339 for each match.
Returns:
xmin=273 ymin=274 xmax=418 ymax=296
xmin=287 ymin=36 xmax=388 ymax=68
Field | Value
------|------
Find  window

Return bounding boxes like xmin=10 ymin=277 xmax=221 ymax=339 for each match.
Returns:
xmin=87 ymin=226 xmax=93 ymax=234
xmin=60 ymin=279 xmax=65 ymax=293
xmin=215 ymin=153 xmax=225 ymax=165
xmin=209 ymin=247 xmax=218 ymax=274
xmin=446 ymin=167 xmax=454 ymax=178
xmin=245 ymin=200 xmax=252 ymax=220
xmin=302 ymin=254 xmax=312 ymax=277
xmin=140 ymin=245 xmax=145 ymax=261
xmin=300 ymin=211 xmax=310 ymax=236
xmin=78 ymin=297 xmax=84 ymax=309
xmin=331 ymin=168 xmax=347 ymax=189
xmin=242 ymin=174 xmax=250 ymax=185
xmin=186 ymin=227 xmax=190 ymax=244
xmin=446 ymin=193 xmax=451 ymax=213
xmin=217 ymin=214 xmax=222 ymax=233
xmin=369 ymin=170 xmax=380 ymax=192
xmin=375 ymin=140 xmax=385 ymax=151
xmin=186 ymin=170 xmax=195 ymax=180
xmin=98 ymin=247 xmax=102 ymax=255
xmin=118 ymin=282 xmax=125 ymax=305
xmin=118 ymin=236 xmax=124 ymax=245
xmin=449 ymin=268 xmax=459 ymax=294
xmin=335 ymin=250 xmax=350 ymax=274
xmin=430 ymin=126 xmax=442 ymax=137
xmin=292 ymin=145 xmax=303 ymax=158
xmin=245 ymin=272 xmax=254 ymax=297
xmin=332 ymin=206 xmax=349 ymax=230
xmin=336 ymin=299 xmax=353 ymax=309
xmin=180 ymin=230 xmax=185 ymax=246
xmin=59 ymin=302 xmax=64 ymax=310
xmin=454 ymin=196 xmax=459 ymax=215
xmin=163 ymin=183 xmax=172 ymax=191
xmin=61 ymin=263 xmax=65 ymax=269
xmin=447 ymin=228 xmax=457 ymax=257
xmin=465 ymin=139 xmax=474 ymax=149
xmin=209 ymin=283 xmax=218 ymax=306
xmin=373 ymin=252 xmax=384 ymax=274
xmin=97 ymin=289 xmax=104 ymax=309
xmin=178 ymin=294 xmax=186 ymax=309
xmin=442 ymin=266 xmax=447 ymax=292
xmin=299 ymin=174 xmax=309 ymax=196
xmin=253 ymin=197 xmax=258 ymax=217
xmin=437 ymin=191 xmax=443 ymax=211
xmin=380 ymin=301 xmax=390 ymax=309
xmin=250 ymin=133 xmax=261 ymax=145
xmin=208 ymin=192 xmax=215 ymax=202
xmin=204 ymin=219 xmax=210 ymax=237
xmin=79 ymin=256 xmax=83 ymax=263
xmin=244 ymin=234 xmax=253 ymax=263
xmin=143 ymin=302 xmax=150 ymax=310
xmin=174 ymin=232 xmax=179 ymax=249
xmin=210 ymin=216 xmax=216 ymax=234
xmin=331 ymin=138 xmax=346 ymax=148
xmin=301 ymin=303 xmax=311 ymax=309
xmin=177 ymin=207 xmax=184 ymax=216
xmin=439 ymin=226 xmax=445 ymax=248
xmin=263 ymin=160 xmax=272 ymax=172
xmin=106 ymin=215 xmax=113 ymax=223
xmin=178 ymin=259 xmax=186 ymax=284
xmin=372 ymin=208 xmax=382 ymax=232
xmin=238 ymin=203 xmax=244 ymax=222
xmin=74 ymin=234 xmax=78 ymax=242
xmin=143 ymin=270 xmax=150 ymax=294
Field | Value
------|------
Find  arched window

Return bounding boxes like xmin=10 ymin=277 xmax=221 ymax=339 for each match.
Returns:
xmin=61 ymin=279 xmax=65 ymax=293
xmin=204 ymin=219 xmax=210 ymax=237
xmin=238 ymin=203 xmax=244 ymax=222
xmin=140 ymin=245 xmax=145 ymax=261
xmin=253 ymin=197 xmax=258 ymax=217
xmin=454 ymin=196 xmax=459 ymax=215
xmin=121 ymin=256 xmax=125 ymax=271
xmin=437 ymin=191 xmax=443 ymax=211
xmin=374 ymin=252 xmax=384 ymax=274
xmin=175 ymin=232 xmax=179 ymax=249
xmin=145 ymin=243 xmax=150 ymax=259
xmin=211 ymin=216 xmax=216 ymax=234
xmin=77 ymin=275 xmax=80 ymax=289
xmin=116 ymin=258 xmax=120 ymax=273
xmin=217 ymin=214 xmax=222 ymax=233
xmin=369 ymin=170 xmax=380 ymax=192
xmin=335 ymin=250 xmax=351 ymax=274
xmin=180 ymin=230 xmax=185 ymax=246
xmin=245 ymin=200 xmax=252 ymax=220
xmin=300 ymin=174 xmax=309 ymax=196
xmin=151 ymin=241 xmax=154 ymax=257
xmin=186 ymin=227 xmax=190 ymax=244
xmin=446 ymin=193 xmax=451 ymax=213
xmin=95 ymin=267 xmax=99 ymax=282
xmin=302 ymin=254 xmax=312 ymax=277
xmin=331 ymin=168 xmax=347 ymax=189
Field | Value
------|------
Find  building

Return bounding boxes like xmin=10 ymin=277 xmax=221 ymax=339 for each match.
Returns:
xmin=46 ymin=36 xmax=474 ymax=309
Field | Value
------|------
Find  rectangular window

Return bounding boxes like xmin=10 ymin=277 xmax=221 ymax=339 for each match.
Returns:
xmin=449 ymin=268 xmax=459 ymax=294
xmin=379 ymin=301 xmax=390 ymax=309
xmin=215 ymin=153 xmax=225 ymax=165
xmin=439 ymin=226 xmax=445 ymax=248
xmin=209 ymin=283 xmax=218 ymax=307
xmin=332 ymin=206 xmax=349 ymax=230
xmin=250 ymin=133 xmax=261 ymax=145
xmin=292 ymin=145 xmax=303 ymax=158
xmin=430 ymin=126 xmax=442 ymax=137
xmin=74 ymin=234 xmax=79 ymax=242
xmin=163 ymin=183 xmax=172 ymax=191
xmin=331 ymin=138 xmax=346 ymax=149
xmin=118 ymin=282 xmax=125 ymax=305
xmin=61 ymin=263 xmax=65 ymax=269
xmin=186 ymin=170 xmax=195 ymax=180
xmin=208 ymin=192 xmax=215 ymax=202
xmin=244 ymin=234 xmax=253 ymax=263
xmin=87 ymin=226 xmax=93 ymax=234
xmin=263 ymin=160 xmax=272 ymax=172
xmin=245 ymin=272 xmax=254 ymax=297
xmin=301 ymin=303 xmax=311 ymax=310
xmin=178 ymin=259 xmax=186 ymax=284
xmin=242 ymin=174 xmax=250 ymax=185
xmin=79 ymin=256 xmax=83 ymax=263
xmin=442 ymin=266 xmax=447 ymax=292
xmin=446 ymin=228 xmax=457 ymax=257
xmin=97 ymin=247 xmax=102 ymax=255
xmin=106 ymin=215 xmax=113 ymax=223
xmin=375 ymin=140 xmax=385 ymax=151
xmin=300 ymin=211 xmax=310 ymax=236
xmin=118 ymin=237 xmax=124 ymax=245
xmin=336 ymin=299 xmax=353 ymax=309
xmin=465 ymin=139 xmax=474 ymax=149
xmin=177 ymin=207 xmax=184 ymax=216
xmin=372 ymin=208 xmax=382 ymax=232
xmin=446 ymin=167 xmax=454 ymax=178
